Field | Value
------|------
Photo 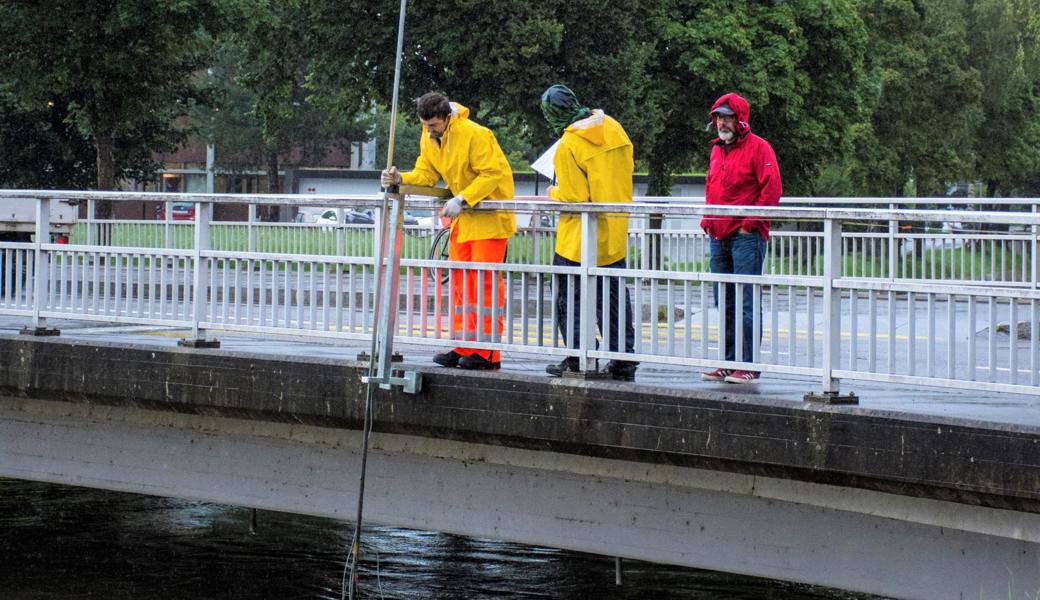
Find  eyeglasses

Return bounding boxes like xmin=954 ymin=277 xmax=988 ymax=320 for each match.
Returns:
xmin=714 ymin=113 xmax=736 ymax=122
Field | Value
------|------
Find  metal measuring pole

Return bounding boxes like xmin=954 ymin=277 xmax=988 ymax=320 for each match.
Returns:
xmin=361 ymin=0 xmax=417 ymax=393
xmin=347 ymin=2 xmax=413 ymax=599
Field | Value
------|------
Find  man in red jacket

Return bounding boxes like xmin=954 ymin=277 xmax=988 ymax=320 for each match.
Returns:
xmin=699 ymin=93 xmax=782 ymax=384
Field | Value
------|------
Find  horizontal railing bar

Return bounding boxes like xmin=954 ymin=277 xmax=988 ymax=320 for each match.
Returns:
xmin=831 ymin=369 xmax=1040 ymax=397
xmin=3 ymin=190 xmax=1038 ymax=224
xmin=834 ymin=278 xmax=1040 ymax=298
xmin=39 ymin=311 xmax=193 ymax=328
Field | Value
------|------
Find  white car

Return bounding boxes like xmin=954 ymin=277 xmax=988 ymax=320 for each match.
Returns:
xmin=293 ymin=209 xmax=375 ymax=226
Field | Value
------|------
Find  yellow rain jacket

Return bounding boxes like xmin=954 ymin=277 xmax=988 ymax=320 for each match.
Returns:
xmin=548 ymin=110 xmax=633 ymax=265
xmin=400 ymin=103 xmax=516 ymax=242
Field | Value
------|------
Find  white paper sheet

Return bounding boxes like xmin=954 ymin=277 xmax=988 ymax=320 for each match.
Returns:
xmin=530 ymin=140 xmax=559 ymax=181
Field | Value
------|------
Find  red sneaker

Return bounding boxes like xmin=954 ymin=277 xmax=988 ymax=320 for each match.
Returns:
xmin=701 ymin=368 xmax=733 ymax=382
xmin=724 ymin=370 xmax=760 ymax=384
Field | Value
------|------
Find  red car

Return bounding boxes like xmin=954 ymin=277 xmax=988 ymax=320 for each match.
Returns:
xmin=159 ymin=202 xmax=196 ymax=221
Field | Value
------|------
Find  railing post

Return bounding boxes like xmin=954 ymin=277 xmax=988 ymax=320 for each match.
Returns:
xmin=578 ymin=211 xmax=599 ymax=373
xmin=1032 ymin=202 xmax=1038 ymax=290
xmin=164 ymin=200 xmax=173 ymax=249
xmin=248 ymin=203 xmax=257 ymax=253
xmin=806 ymin=217 xmax=856 ymax=404
xmin=86 ymin=199 xmax=96 ymax=246
xmin=179 ymin=201 xmax=219 ymax=348
xmin=336 ymin=208 xmax=345 ymax=256
xmin=639 ymin=217 xmax=650 ymax=271
xmin=888 ymin=201 xmax=898 ymax=279
xmin=20 ymin=197 xmax=59 ymax=336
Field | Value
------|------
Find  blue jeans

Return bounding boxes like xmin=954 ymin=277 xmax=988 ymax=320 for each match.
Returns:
xmin=710 ymin=232 xmax=767 ymax=364
xmin=553 ymin=254 xmax=636 ymax=356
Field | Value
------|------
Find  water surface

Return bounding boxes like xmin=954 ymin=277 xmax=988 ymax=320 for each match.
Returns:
xmin=0 ymin=478 xmax=880 ymax=599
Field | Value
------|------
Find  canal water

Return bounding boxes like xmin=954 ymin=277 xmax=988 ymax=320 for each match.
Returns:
xmin=0 ymin=478 xmax=880 ymax=599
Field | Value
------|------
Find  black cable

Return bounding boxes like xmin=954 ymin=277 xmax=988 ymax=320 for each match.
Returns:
xmin=343 ymin=378 xmax=377 ymax=600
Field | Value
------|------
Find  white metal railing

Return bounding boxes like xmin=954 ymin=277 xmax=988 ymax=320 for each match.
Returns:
xmin=2 ymin=190 xmax=1038 ymax=397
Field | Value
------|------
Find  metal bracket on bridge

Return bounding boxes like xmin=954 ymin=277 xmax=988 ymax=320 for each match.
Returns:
xmin=804 ymin=391 xmax=858 ymax=405
xmin=361 ymin=370 xmax=422 ymax=394
xmin=19 ymin=326 xmax=60 ymax=337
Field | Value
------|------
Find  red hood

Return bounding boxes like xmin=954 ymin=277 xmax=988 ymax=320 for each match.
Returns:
xmin=710 ymin=93 xmax=751 ymax=139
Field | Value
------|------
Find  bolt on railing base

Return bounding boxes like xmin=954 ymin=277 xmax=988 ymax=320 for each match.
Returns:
xmin=356 ymin=351 xmax=403 ymax=363
xmin=804 ymin=391 xmax=858 ymax=405
xmin=177 ymin=338 xmax=221 ymax=349
xmin=19 ymin=326 xmax=60 ymax=337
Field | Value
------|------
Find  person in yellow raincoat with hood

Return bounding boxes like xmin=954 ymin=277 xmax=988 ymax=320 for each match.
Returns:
xmin=382 ymin=92 xmax=517 ymax=370
xmin=540 ymin=84 xmax=638 ymax=381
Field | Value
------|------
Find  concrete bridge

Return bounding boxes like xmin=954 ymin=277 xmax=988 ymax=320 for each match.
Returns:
xmin=2 ymin=190 xmax=1039 ymax=598
xmin=1 ymin=319 xmax=1037 ymax=600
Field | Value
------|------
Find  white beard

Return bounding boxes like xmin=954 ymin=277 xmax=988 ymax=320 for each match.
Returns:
xmin=718 ymin=129 xmax=735 ymax=142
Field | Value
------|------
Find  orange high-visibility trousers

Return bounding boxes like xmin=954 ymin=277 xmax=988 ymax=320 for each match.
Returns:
xmin=448 ymin=225 xmax=507 ymax=362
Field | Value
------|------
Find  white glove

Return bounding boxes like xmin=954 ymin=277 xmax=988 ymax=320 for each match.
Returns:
xmin=440 ymin=195 xmax=465 ymax=218
xmin=381 ymin=167 xmax=401 ymax=188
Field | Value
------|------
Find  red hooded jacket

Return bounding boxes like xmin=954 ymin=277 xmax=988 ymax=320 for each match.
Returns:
xmin=700 ymin=93 xmax=782 ymax=241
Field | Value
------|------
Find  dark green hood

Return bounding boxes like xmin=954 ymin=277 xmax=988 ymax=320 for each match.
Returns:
xmin=540 ymin=84 xmax=591 ymax=136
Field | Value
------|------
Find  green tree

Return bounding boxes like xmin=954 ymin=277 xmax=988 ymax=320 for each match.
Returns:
xmin=643 ymin=0 xmax=868 ymax=196
xmin=0 ymin=0 xmax=228 ymax=216
xmin=850 ymin=0 xmax=982 ymax=197
xmin=966 ymin=0 xmax=1040 ymax=199
xmin=308 ymin=0 xmax=653 ymax=169
xmin=0 ymin=93 xmax=96 ymax=189
xmin=190 ymin=2 xmax=372 ymax=220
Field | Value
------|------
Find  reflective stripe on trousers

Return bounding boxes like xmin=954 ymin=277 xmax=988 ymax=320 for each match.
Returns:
xmin=448 ymin=226 xmax=508 ymax=361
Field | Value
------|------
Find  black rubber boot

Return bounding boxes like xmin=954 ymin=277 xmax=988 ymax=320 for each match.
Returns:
xmin=606 ymin=360 xmax=638 ymax=381
xmin=546 ymin=357 xmax=580 ymax=377
xmin=432 ymin=350 xmax=462 ymax=368
xmin=458 ymin=354 xmax=501 ymax=370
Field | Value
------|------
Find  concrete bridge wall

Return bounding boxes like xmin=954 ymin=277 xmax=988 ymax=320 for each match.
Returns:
xmin=0 ymin=335 xmax=1038 ymax=599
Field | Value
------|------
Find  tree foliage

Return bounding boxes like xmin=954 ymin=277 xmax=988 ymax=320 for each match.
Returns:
xmin=849 ymin=0 xmax=982 ymax=197
xmin=307 ymin=0 xmax=654 ymax=165
xmin=0 ymin=0 xmax=228 ymax=197
xmin=0 ymin=0 xmax=1037 ymax=202
xmin=966 ymin=0 xmax=1040 ymax=197
xmin=0 ymin=93 xmax=96 ymax=189
xmin=642 ymin=0 xmax=868 ymax=196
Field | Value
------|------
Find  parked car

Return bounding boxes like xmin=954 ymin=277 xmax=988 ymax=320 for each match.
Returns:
xmin=159 ymin=202 xmax=195 ymax=221
xmin=294 ymin=208 xmax=417 ymax=227
xmin=305 ymin=209 xmax=377 ymax=226
xmin=410 ymin=211 xmax=438 ymax=228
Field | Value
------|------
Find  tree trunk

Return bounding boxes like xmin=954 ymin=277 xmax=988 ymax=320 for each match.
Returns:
xmin=267 ymin=150 xmax=280 ymax=193
xmin=262 ymin=151 xmax=281 ymax=222
xmin=646 ymin=160 xmax=673 ymax=197
xmin=982 ymin=179 xmax=1007 ymax=232
xmin=93 ymin=131 xmax=116 ymax=221
xmin=646 ymin=158 xmax=672 ymax=270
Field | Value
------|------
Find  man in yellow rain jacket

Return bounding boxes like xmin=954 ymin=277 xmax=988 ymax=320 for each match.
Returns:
xmin=382 ymin=92 xmax=516 ymax=370
xmin=540 ymin=84 xmax=638 ymax=381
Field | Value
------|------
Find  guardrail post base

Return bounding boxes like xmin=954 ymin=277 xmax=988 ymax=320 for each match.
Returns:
xmin=804 ymin=391 xmax=858 ymax=405
xmin=19 ymin=326 xmax=60 ymax=337
xmin=178 ymin=338 xmax=221 ymax=349
xmin=356 ymin=351 xmax=403 ymax=363
xmin=562 ymin=368 xmax=611 ymax=381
